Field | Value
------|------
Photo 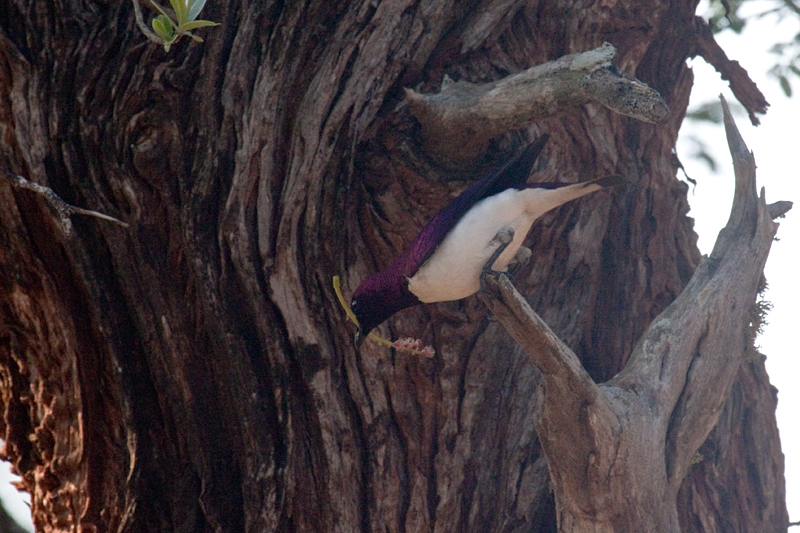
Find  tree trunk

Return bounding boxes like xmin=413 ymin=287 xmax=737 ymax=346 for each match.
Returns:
xmin=0 ymin=1 xmax=788 ymax=532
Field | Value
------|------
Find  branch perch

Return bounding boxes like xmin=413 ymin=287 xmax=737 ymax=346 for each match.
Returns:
xmin=478 ymin=274 xmax=602 ymax=407
xmin=477 ymin=273 xmax=623 ymax=507
xmin=2 ymin=169 xmax=129 ymax=235
xmin=406 ymin=43 xmax=669 ymax=164
xmin=477 ymin=95 xmax=790 ymax=531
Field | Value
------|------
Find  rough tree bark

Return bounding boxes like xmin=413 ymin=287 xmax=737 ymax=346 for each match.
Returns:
xmin=0 ymin=1 xmax=789 ymax=533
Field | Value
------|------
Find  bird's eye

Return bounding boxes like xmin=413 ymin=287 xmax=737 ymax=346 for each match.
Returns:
xmin=351 ymin=299 xmax=358 ymax=312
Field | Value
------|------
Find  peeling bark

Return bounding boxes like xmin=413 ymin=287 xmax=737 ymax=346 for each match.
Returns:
xmin=0 ymin=0 xmax=788 ymax=532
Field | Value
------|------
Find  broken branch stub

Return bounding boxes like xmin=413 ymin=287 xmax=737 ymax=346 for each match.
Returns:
xmin=406 ymin=43 xmax=669 ymax=164
xmin=478 ymin=95 xmax=790 ymax=531
xmin=2 ymin=169 xmax=129 ymax=235
xmin=693 ymin=17 xmax=769 ymax=125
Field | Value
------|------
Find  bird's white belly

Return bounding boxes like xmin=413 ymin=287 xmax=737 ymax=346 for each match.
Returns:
xmin=407 ymin=189 xmax=536 ymax=303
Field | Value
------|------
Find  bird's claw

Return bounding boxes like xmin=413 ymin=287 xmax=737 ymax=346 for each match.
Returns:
xmin=480 ymin=227 xmax=515 ymax=292
xmin=506 ymin=245 xmax=531 ymax=277
xmin=489 ymin=226 xmax=515 ymax=247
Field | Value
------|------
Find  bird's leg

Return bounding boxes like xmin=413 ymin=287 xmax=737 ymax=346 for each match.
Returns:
xmin=481 ymin=227 xmax=515 ymax=290
xmin=506 ymin=245 xmax=531 ymax=277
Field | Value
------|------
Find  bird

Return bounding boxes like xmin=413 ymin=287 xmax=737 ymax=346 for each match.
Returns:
xmin=351 ymin=135 xmax=622 ymax=348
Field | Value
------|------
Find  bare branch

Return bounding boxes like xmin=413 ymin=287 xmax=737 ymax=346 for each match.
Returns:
xmin=768 ymin=200 xmax=793 ymax=219
xmin=406 ymin=43 xmax=668 ymax=164
xmin=477 ymin=273 xmax=627 ymax=517
xmin=478 ymin=273 xmax=603 ymax=406
xmin=2 ymin=169 xmax=129 ymax=235
xmin=693 ymin=17 xmax=769 ymax=125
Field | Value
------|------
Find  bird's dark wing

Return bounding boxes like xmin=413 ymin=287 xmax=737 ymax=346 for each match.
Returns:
xmin=399 ymin=134 xmax=550 ymax=277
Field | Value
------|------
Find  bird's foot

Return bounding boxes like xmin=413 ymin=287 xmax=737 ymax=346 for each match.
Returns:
xmin=506 ymin=245 xmax=531 ymax=277
xmin=480 ymin=227 xmax=515 ymax=291
xmin=488 ymin=226 xmax=514 ymax=250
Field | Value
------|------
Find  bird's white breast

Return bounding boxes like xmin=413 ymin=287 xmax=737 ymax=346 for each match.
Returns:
xmin=407 ymin=188 xmax=540 ymax=303
xmin=406 ymin=181 xmax=603 ymax=303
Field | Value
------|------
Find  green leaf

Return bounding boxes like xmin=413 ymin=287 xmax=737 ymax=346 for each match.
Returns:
xmin=151 ymin=1 xmax=170 ymax=19
xmin=727 ymin=17 xmax=745 ymax=34
xmin=779 ymin=75 xmax=792 ymax=97
xmin=179 ymin=19 xmax=219 ymax=31
xmin=789 ymin=64 xmax=800 ymax=77
xmin=150 ymin=0 xmax=178 ymax=35
xmin=169 ymin=0 xmax=190 ymax=26
xmin=187 ymin=0 xmax=207 ymax=22
xmin=685 ymin=102 xmax=723 ymax=124
xmin=152 ymin=15 xmax=174 ymax=40
xmin=769 ymin=43 xmax=786 ymax=54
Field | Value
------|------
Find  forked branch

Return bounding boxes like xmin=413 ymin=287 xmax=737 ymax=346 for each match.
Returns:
xmin=478 ymin=95 xmax=791 ymax=531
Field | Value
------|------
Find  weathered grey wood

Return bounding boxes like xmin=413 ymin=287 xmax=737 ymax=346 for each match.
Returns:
xmin=407 ymin=43 xmax=669 ymax=164
xmin=478 ymin=95 xmax=789 ymax=532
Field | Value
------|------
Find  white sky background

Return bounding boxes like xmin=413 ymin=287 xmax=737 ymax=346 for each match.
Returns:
xmin=0 ymin=458 xmax=31 ymax=531
xmin=0 ymin=1 xmax=797 ymax=530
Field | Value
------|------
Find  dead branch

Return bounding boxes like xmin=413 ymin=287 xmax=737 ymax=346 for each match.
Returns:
xmin=2 ymin=169 xmax=129 ymax=235
xmin=477 ymin=272 xmax=612 ymax=416
xmin=406 ymin=43 xmax=669 ymax=164
xmin=693 ymin=17 xmax=769 ymax=125
xmin=658 ymin=95 xmax=785 ymax=489
xmin=769 ymin=200 xmax=793 ymax=219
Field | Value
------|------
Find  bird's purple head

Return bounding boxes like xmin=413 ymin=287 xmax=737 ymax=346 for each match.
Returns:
xmin=351 ymin=273 xmax=395 ymax=349
xmin=350 ymin=267 xmax=420 ymax=349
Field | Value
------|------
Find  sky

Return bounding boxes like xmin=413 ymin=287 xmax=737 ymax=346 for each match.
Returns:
xmin=0 ymin=1 xmax=797 ymax=530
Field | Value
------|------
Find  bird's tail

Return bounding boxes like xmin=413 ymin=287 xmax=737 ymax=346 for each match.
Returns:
xmin=522 ymin=174 xmax=626 ymax=215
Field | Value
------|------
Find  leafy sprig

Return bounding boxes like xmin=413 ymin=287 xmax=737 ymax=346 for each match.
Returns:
xmin=132 ymin=0 xmax=219 ymax=52
xmin=151 ymin=0 xmax=219 ymax=51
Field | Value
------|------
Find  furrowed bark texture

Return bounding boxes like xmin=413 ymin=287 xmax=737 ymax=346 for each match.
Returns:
xmin=0 ymin=1 xmax=788 ymax=532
